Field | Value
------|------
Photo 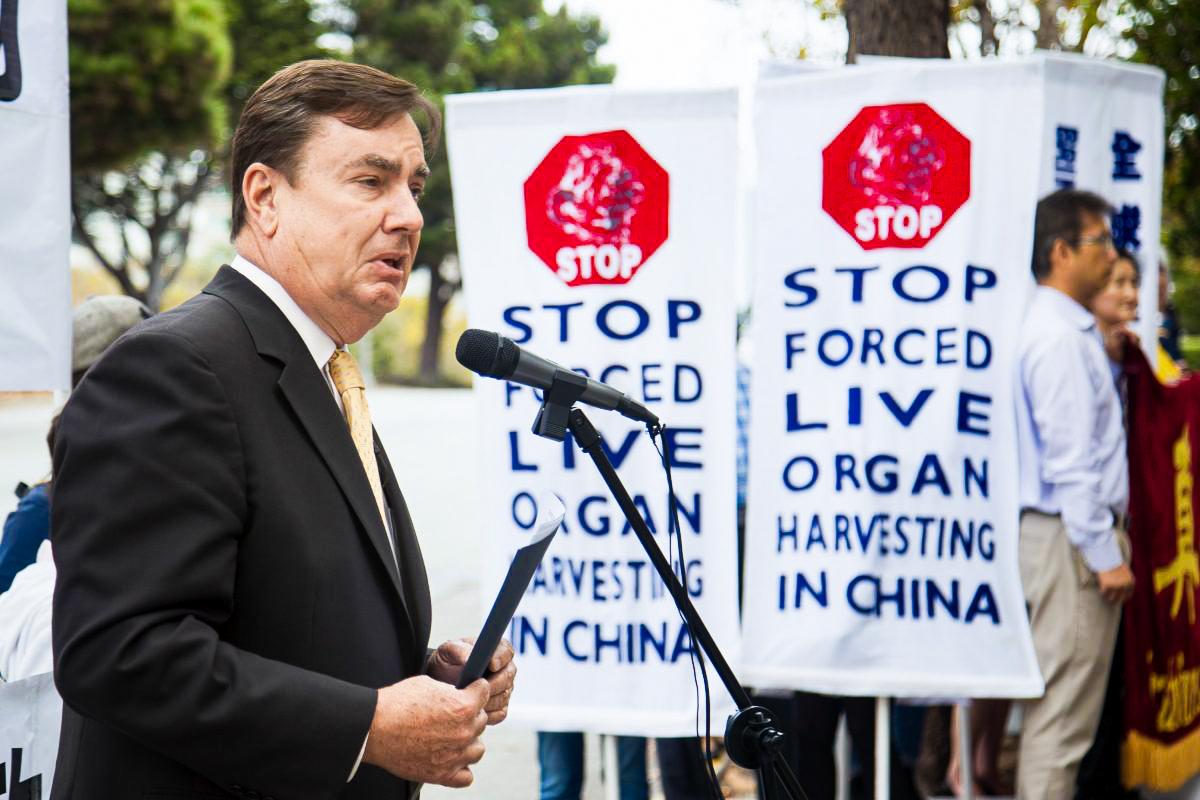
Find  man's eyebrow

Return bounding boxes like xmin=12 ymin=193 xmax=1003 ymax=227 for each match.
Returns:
xmin=343 ymin=154 xmax=431 ymax=179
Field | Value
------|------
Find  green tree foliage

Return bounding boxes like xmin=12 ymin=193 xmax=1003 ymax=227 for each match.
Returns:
xmin=224 ymin=0 xmax=328 ymax=117
xmin=69 ymin=0 xmax=231 ymax=172
xmin=1120 ymin=0 xmax=1199 ymax=268
xmin=70 ymin=0 xmax=324 ymax=308
xmin=341 ymin=0 xmax=615 ymax=381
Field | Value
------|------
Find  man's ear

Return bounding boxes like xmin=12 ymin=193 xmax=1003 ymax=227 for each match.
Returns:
xmin=242 ymin=163 xmax=282 ymax=237
xmin=1047 ymin=237 xmax=1073 ymax=277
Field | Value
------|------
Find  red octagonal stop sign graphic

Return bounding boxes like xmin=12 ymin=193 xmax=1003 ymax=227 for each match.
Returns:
xmin=524 ymin=129 xmax=669 ymax=287
xmin=822 ymin=102 xmax=970 ymax=250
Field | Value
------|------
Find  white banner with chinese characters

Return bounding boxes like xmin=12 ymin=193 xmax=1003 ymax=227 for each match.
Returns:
xmin=446 ymin=87 xmax=740 ymax=735
xmin=0 ymin=0 xmax=71 ymax=391
xmin=742 ymin=59 xmax=1067 ymax=698
xmin=1040 ymin=54 xmax=1165 ymax=353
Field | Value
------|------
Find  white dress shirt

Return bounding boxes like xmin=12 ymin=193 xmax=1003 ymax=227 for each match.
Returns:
xmin=229 ymin=255 xmax=382 ymax=780
xmin=1016 ymin=286 xmax=1128 ymax=572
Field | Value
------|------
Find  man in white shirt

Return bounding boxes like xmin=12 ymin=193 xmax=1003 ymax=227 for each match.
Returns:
xmin=1015 ymin=188 xmax=1135 ymax=799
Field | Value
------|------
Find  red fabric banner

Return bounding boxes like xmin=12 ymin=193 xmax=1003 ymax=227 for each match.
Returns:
xmin=1122 ymin=347 xmax=1200 ymax=790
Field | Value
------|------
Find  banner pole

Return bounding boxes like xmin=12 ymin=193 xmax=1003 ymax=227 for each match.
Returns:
xmin=875 ymin=697 xmax=889 ymax=800
xmin=602 ymin=734 xmax=619 ymax=800
xmin=958 ymin=700 xmax=975 ymax=800
xmin=835 ymin=716 xmax=850 ymax=800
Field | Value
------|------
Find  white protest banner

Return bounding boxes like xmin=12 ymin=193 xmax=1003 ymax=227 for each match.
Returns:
xmin=447 ymin=86 xmax=740 ymax=735
xmin=743 ymin=60 xmax=1049 ymax=697
xmin=0 ymin=673 xmax=62 ymax=798
xmin=1039 ymin=54 xmax=1165 ymax=352
xmin=0 ymin=0 xmax=71 ymax=391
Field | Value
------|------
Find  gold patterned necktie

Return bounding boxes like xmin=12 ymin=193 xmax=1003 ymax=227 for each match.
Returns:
xmin=327 ymin=349 xmax=388 ymax=531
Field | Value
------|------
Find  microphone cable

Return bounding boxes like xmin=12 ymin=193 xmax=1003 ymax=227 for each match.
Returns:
xmin=650 ymin=424 xmax=724 ymax=800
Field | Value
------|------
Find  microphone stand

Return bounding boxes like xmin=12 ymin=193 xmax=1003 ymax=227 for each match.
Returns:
xmin=529 ymin=378 xmax=809 ymax=800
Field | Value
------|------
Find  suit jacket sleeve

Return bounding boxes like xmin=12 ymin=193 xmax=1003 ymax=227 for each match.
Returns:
xmin=51 ymin=328 xmax=378 ymax=799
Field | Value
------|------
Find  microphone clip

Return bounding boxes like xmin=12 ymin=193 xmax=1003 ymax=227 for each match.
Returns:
xmin=531 ymin=370 xmax=589 ymax=442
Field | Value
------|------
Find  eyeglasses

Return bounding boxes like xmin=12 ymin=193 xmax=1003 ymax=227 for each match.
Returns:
xmin=1078 ymin=231 xmax=1114 ymax=249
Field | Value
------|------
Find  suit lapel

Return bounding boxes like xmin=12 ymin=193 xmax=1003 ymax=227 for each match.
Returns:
xmin=374 ymin=437 xmax=431 ymax=656
xmin=203 ymin=267 xmax=411 ymax=618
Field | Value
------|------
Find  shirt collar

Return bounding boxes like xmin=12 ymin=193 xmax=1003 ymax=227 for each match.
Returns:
xmin=230 ymin=254 xmax=338 ymax=370
xmin=1035 ymin=285 xmax=1096 ymax=332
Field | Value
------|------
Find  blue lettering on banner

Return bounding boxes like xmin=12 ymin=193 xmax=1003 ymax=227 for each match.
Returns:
xmin=783 ymin=267 xmax=818 ymax=308
xmin=778 ymin=571 xmax=829 ymax=609
xmin=667 ymin=300 xmax=701 ymax=338
xmin=842 ymin=576 xmax=1000 ymax=625
xmin=878 ymin=388 xmax=934 ymax=427
xmin=892 ymin=265 xmax=949 ymax=303
xmin=509 ymin=431 xmax=537 ymax=471
xmin=1112 ymin=131 xmax=1143 ymax=180
xmin=964 ymin=264 xmax=997 ymax=302
xmin=786 ymin=392 xmax=829 ymax=432
xmin=560 ymin=619 xmax=696 ymax=664
xmin=835 ymin=266 xmax=880 ymax=302
xmin=510 ymin=615 xmax=549 ymax=656
xmin=662 ymin=427 xmax=703 ymax=469
xmin=499 ymin=299 xmax=705 ymax=343
xmin=544 ymin=302 xmax=584 ymax=342
xmin=783 ymin=451 xmax=999 ymax=501
xmin=597 ymin=300 xmax=650 ymax=340
xmin=775 ymin=512 xmax=995 ymax=560
xmin=957 ymin=392 xmax=992 ymax=437
xmin=1055 ymin=125 xmax=1078 ymax=188
xmin=510 ymin=490 xmax=702 ymax=538
xmin=1112 ymin=204 xmax=1142 ymax=252
xmin=502 ymin=305 xmax=534 ymax=343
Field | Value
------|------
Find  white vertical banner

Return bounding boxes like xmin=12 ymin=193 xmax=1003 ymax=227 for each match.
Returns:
xmin=743 ymin=61 xmax=1046 ymax=697
xmin=0 ymin=0 xmax=71 ymax=391
xmin=447 ymin=86 xmax=740 ymax=735
xmin=1039 ymin=54 xmax=1165 ymax=354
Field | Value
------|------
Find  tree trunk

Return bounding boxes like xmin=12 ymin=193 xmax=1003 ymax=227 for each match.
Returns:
xmin=419 ymin=261 xmax=450 ymax=383
xmin=845 ymin=0 xmax=951 ymax=62
xmin=1037 ymin=0 xmax=1063 ymax=50
xmin=977 ymin=0 xmax=999 ymax=56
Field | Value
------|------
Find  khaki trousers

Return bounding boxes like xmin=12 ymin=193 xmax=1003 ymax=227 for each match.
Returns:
xmin=1017 ymin=510 xmax=1124 ymax=800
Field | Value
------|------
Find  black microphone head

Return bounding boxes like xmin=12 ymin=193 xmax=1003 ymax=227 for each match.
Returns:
xmin=456 ymin=329 xmax=520 ymax=378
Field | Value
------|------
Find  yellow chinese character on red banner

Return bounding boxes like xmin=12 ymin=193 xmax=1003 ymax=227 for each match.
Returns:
xmin=1154 ymin=425 xmax=1199 ymax=624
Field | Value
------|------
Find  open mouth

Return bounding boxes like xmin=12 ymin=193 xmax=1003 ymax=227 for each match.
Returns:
xmin=374 ymin=258 xmax=404 ymax=271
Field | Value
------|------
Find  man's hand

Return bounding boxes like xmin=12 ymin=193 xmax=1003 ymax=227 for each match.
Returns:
xmin=1098 ymin=563 xmax=1135 ymax=604
xmin=427 ymin=637 xmax=517 ymax=725
xmin=363 ymin=676 xmax=489 ymax=787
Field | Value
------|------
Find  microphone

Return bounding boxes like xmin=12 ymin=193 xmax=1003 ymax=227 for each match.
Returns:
xmin=456 ymin=329 xmax=659 ymax=427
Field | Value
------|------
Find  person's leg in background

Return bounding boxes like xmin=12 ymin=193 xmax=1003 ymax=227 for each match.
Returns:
xmin=614 ymin=736 xmax=648 ymax=800
xmin=539 ymin=731 xmax=585 ymax=800
xmin=889 ymin=703 xmax=926 ymax=800
xmin=1017 ymin=513 xmax=1121 ymax=799
xmin=842 ymin=695 xmax=876 ymax=800
xmin=656 ymin=737 xmax=715 ymax=800
xmin=776 ymin=691 xmax=841 ymax=800
xmin=1074 ymin=625 xmax=1139 ymax=800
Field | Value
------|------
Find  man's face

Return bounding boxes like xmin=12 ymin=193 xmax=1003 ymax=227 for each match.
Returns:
xmin=1069 ymin=213 xmax=1117 ymax=303
xmin=273 ymin=113 xmax=427 ymax=343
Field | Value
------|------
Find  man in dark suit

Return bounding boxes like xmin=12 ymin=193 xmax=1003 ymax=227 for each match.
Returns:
xmin=49 ymin=60 xmax=515 ymax=799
